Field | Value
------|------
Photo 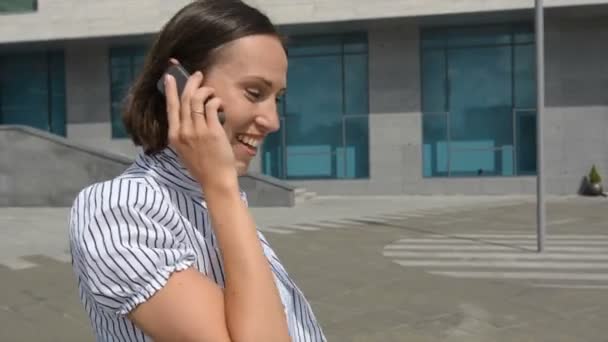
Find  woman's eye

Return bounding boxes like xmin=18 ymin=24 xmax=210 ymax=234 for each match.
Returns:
xmin=246 ymin=89 xmax=261 ymax=100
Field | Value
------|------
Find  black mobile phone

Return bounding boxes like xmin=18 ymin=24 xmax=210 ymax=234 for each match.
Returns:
xmin=157 ymin=64 xmax=226 ymax=125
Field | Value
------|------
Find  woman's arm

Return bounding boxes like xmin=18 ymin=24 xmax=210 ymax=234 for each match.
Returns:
xmin=127 ymin=71 xmax=290 ymax=342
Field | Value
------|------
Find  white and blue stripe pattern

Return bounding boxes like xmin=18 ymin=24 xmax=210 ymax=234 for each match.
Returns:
xmin=69 ymin=148 xmax=326 ymax=342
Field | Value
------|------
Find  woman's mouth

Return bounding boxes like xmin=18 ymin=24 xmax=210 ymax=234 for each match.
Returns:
xmin=236 ymin=134 xmax=261 ymax=156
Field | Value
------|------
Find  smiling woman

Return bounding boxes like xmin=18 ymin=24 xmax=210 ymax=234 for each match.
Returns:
xmin=67 ymin=1 xmax=326 ymax=341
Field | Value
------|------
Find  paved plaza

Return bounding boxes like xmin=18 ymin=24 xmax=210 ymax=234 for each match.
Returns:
xmin=1 ymin=195 xmax=607 ymax=341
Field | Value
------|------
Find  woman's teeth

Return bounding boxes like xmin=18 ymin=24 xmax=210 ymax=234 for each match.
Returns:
xmin=237 ymin=134 xmax=260 ymax=148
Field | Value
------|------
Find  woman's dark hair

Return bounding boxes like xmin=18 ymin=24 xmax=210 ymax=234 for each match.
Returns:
xmin=123 ymin=0 xmax=281 ymax=154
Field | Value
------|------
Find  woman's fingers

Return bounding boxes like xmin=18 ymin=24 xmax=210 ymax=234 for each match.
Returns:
xmin=190 ymin=87 xmax=216 ymax=131
xmin=180 ymin=71 xmax=204 ymax=134
xmin=204 ymin=97 xmax=223 ymax=129
xmin=165 ymin=75 xmax=180 ymax=143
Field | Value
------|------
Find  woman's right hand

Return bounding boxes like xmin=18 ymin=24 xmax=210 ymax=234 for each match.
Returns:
xmin=164 ymin=69 xmax=238 ymax=192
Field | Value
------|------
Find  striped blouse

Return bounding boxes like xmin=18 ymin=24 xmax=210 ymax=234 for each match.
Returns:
xmin=68 ymin=147 xmax=326 ymax=342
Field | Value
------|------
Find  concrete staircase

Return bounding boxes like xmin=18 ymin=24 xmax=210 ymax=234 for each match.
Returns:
xmin=0 ymin=125 xmax=308 ymax=208
xmin=295 ymin=188 xmax=317 ymax=205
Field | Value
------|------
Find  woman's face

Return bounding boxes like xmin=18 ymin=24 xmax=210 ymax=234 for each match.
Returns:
xmin=202 ymin=34 xmax=287 ymax=176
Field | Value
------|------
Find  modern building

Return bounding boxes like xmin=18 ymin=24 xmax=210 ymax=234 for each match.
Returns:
xmin=1 ymin=0 xmax=607 ymax=196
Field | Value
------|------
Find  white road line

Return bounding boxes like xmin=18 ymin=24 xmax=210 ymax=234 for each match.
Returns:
xmin=258 ymin=227 xmax=295 ymax=235
xmin=427 ymin=234 xmax=608 ymax=240
xmin=48 ymin=253 xmax=72 ymax=263
xmin=385 ymin=245 xmax=608 ymax=252
xmin=393 ymin=212 xmax=428 ymax=218
xmin=382 ymin=251 xmax=608 ymax=260
xmin=380 ymin=214 xmax=413 ymax=219
xmin=395 ymin=239 xmax=608 ymax=246
xmin=392 ymin=260 xmax=608 ymax=269
xmin=532 ymin=284 xmax=608 ymax=290
xmin=307 ymin=223 xmax=350 ymax=229
xmin=316 ymin=220 xmax=363 ymax=229
xmin=428 ymin=271 xmax=608 ymax=281
xmin=278 ymin=225 xmax=321 ymax=232
xmin=359 ymin=217 xmax=391 ymax=223
xmin=341 ymin=218 xmax=386 ymax=225
xmin=1 ymin=257 xmax=37 ymax=270
xmin=548 ymin=218 xmax=581 ymax=225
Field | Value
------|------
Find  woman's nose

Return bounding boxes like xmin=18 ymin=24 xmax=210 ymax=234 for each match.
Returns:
xmin=255 ymin=102 xmax=281 ymax=133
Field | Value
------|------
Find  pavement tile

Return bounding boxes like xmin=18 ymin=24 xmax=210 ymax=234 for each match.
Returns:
xmin=1 ymin=196 xmax=607 ymax=341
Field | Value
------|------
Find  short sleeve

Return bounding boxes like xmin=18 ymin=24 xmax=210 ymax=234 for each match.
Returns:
xmin=69 ymin=180 xmax=196 ymax=316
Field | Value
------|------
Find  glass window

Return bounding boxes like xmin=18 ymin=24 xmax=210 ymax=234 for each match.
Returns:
xmin=421 ymin=24 xmax=536 ymax=177
xmin=263 ymin=33 xmax=369 ymax=180
xmin=109 ymin=46 xmax=147 ymax=138
xmin=0 ymin=0 xmax=37 ymax=14
xmin=0 ymin=50 xmax=66 ymax=136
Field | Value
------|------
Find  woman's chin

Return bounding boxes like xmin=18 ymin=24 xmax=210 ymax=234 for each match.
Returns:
xmin=235 ymin=159 xmax=250 ymax=176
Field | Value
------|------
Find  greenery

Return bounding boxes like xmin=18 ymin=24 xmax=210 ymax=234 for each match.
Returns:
xmin=589 ymin=165 xmax=602 ymax=184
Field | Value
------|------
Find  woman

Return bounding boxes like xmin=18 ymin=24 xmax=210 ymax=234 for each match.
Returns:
xmin=68 ymin=1 xmax=326 ymax=341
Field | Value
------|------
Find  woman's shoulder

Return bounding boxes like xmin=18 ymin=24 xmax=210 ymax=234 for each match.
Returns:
xmin=70 ymin=174 xmax=167 ymax=223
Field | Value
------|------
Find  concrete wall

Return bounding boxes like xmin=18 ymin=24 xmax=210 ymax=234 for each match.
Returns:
xmin=292 ymin=13 xmax=608 ymax=196
xmin=0 ymin=126 xmax=297 ymax=207
xmin=543 ymin=15 xmax=608 ymax=194
xmin=63 ymin=39 xmax=143 ymax=158
xmin=239 ymin=173 xmax=296 ymax=207
xmin=2 ymin=0 xmax=608 ymax=44
xmin=0 ymin=126 xmax=131 ymax=206
xmin=3 ymin=7 xmax=606 ymax=197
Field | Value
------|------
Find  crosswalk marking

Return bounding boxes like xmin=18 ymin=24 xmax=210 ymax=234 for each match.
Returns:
xmin=532 ymin=284 xmax=608 ymax=290
xmin=548 ymin=218 xmax=581 ymax=225
xmin=386 ymin=245 xmax=608 ymax=253
xmin=1 ymin=257 xmax=37 ymax=270
xmin=430 ymin=234 xmax=608 ymax=240
xmin=384 ymin=233 xmax=608 ymax=290
xmin=275 ymin=225 xmax=320 ymax=232
xmin=258 ymin=227 xmax=295 ymax=235
xmin=393 ymin=260 xmax=608 ymax=269
xmin=393 ymin=239 xmax=608 ymax=246
xmin=428 ymin=271 xmax=608 ymax=281
xmin=384 ymin=251 xmax=608 ymax=260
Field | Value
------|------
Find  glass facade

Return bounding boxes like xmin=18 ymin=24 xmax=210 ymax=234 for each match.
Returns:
xmin=0 ymin=51 xmax=66 ymax=136
xmin=262 ymin=34 xmax=370 ymax=180
xmin=421 ymin=24 xmax=537 ymax=177
xmin=0 ymin=0 xmax=37 ymax=13
xmin=109 ymin=46 xmax=147 ymax=138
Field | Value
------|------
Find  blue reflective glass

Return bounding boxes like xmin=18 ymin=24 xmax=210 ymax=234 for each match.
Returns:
xmin=446 ymin=25 xmax=512 ymax=47
xmin=262 ymin=119 xmax=284 ymax=178
xmin=421 ymin=24 xmax=536 ymax=177
xmin=514 ymin=45 xmax=536 ymax=108
xmin=449 ymin=148 xmax=510 ymax=177
xmin=262 ymin=34 xmax=369 ymax=180
xmin=513 ymin=24 xmax=535 ymax=44
xmin=421 ymin=49 xmax=446 ymax=113
xmin=344 ymin=54 xmax=368 ymax=115
xmin=344 ymin=34 xmax=368 ymax=53
xmin=287 ymin=36 xmax=342 ymax=57
xmin=0 ymin=0 xmax=37 ymax=13
xmin=110 ymin=46 xmax=147 ymax=138
xmin=284 ymin=56 xmax=342 ymax=179
xmin=344 ymin=115 xmax=369 ymax=178
xmin=284 ymin=115 xmax=338 ymax=179
xmin=421 ymin=30 xmax=447 ymax=49
xmin=448 ymin=46 xmax=513 ymax=146
xmin=1 ymin=53 xmax=49 ymax=131
xmin=49 ymin=51 xmax=66 ymax=136
xmin=516 ymin=110 xmax=537 ymax=175
xmin=423 ymin=113 xmax=448 ymax=177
